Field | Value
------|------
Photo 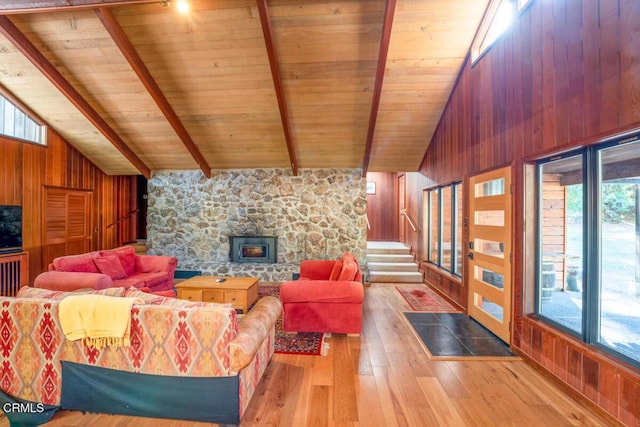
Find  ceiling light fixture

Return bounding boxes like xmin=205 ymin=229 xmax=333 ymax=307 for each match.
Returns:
xmin=159 ymin=0 xmax=189 ymax=14
xmin=175 ymin=0 xmax=190 ymax=14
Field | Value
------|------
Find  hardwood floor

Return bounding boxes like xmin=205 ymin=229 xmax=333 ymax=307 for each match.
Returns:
xmin=0 ymin=284 xmax=614 ymax=426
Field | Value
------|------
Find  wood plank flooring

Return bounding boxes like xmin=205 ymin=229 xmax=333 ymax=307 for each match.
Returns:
xmin=0 ymin=284 xmax=614 ymax=426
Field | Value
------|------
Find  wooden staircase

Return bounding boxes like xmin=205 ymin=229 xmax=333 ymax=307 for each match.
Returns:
xmin=127 ymin=240 xmax=147 ymax=255
xmin=367 ymin=241 xmax=423 ymax=283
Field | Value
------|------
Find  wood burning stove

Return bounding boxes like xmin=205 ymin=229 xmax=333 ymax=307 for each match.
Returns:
xmin=230 ymin=236 xmax=277 ymax=263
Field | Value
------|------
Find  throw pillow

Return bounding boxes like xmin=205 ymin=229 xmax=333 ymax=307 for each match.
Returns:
xmin=337 ymin=258 xmax=358 ymax=281
xmin=329 ymin=260 xmax=343 ymax=281
xmin=93 ymin=255 xmax=127 ymax=280
xmin=99 ymin=246 xmax=136 ymax=276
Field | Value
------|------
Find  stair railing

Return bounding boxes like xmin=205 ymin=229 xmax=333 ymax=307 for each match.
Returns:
xmin=400 ymin=209 xmax=419 ymax=233
xmin=106 ymin=209 xmax=139 ymax=229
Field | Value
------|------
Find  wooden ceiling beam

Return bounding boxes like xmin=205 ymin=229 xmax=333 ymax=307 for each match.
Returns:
xmin=0 ymin=15 xmax=151 ymax=178
xmin=95 ymin=7 xmax=211 ymax=179
xmin=361 ymin=0 xmax=396 ymax=177
xmin=0 ymin=0 xmax=158 ymax=14
xmin=256 ymin=0 xmax=298 ymax=176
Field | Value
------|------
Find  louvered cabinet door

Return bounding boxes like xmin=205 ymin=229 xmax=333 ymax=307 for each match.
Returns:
xmin=43 ymin=187 xmax=92 ymax=267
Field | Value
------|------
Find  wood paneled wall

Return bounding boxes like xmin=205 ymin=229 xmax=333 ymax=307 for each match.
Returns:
xmin=365 ymin=172 xmax=399 ymax=241
xmin=418 ymin=0 xmax=640 ymax=424
xmin=402 ymin=173 xmax=431 ymax=256
xmin=0 ymin=131 xmax=137 ymax=282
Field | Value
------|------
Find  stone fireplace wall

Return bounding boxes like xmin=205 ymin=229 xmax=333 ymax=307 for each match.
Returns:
xmin=146 ymin=169 xmax=367 ymax=282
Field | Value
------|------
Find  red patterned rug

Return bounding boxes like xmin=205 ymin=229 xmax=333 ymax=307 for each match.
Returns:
xmin=396 ymin=286 xmax=459 ymax=312
xmin=259 ymin=286 xmax=327 ymax=356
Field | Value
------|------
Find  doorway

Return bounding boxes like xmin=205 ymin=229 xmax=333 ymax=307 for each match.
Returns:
xmin=467 ymin=166 xmax=512 ymax=343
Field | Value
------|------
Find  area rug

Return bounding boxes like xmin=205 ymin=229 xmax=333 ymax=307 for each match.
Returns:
xmin=402 ymin=312 xmax=519 ymax=360
xmin=258 ymin=286 xmax=328 ymax=356
xmin=396 ymin=286 xmax=459 ymax=312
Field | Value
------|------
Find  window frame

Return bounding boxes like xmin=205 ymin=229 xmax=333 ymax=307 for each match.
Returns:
xmin=534 ymin=132 xmax=640 ymax=369
xmin=0 ymin=91 xmax=47 ymax=146
xmin=471 ymin=0 xmax=533 ymax=65
xmin=426 ymin=181 xmax=463 ymax=277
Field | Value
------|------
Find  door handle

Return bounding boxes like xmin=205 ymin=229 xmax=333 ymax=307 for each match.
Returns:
xmin=467 ymin=252 xmax=474 ymax=260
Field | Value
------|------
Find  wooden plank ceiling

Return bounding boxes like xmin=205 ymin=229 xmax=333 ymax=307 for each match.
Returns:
xmin=0 ymin=0 xmax=488 ymax=175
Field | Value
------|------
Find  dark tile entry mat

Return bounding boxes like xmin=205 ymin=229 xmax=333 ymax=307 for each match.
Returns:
xmin=403 ymin=312 xmax=518 ymax=359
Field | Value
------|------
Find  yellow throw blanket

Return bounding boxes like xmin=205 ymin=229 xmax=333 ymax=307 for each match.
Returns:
xmin=59 ymin=295 xmax=142 ymax=349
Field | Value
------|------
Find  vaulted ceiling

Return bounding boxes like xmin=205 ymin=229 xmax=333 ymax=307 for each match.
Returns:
xmin=0 ymin=0 xmax=488 ymax=177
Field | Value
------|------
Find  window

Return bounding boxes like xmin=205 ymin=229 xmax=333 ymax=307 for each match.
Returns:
xmin=471 ymin=0 xmax=532 ymax=63
xmin=425 ymin=182 xmax=463 ymax=276
xmin=0 ymin=94 xmax=46 ymax=145
xmin=429 ymin=189 xmax=440 ymax=264
xmin=535 ymin=133 xmax=640 ymax=367
xmin=455 ymin=184 xmax=464 ymax=276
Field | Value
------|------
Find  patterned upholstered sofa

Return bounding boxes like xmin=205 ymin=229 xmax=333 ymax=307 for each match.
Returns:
xmin=0 ymin=286 xmax=281 ymax=425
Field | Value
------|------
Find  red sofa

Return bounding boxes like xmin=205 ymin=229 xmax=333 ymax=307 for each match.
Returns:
xmin=34 ymin=245 xmax=177 ymax=292
xmin=279 ymin=252 xmax=364 ymax=335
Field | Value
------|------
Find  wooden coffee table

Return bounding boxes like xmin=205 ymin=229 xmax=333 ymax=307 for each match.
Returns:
xmin=175 ymin=276 xmax=259 ymax=314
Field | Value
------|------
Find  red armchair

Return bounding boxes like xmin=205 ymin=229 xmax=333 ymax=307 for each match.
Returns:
xmin=279 ymin=252 xmax=364 ymax=335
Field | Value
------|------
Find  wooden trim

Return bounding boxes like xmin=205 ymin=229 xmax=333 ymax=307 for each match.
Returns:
xmin=524 ymin=315 xmax=640 ymax=377
xmin=256 ymin=0 xmax=298 ymax=176
xmin=521 ymin=122 xmax=640 ymax=163
xmin=361 ymin=0 xmax=396 ymax=176
xmin=95 ymin=7 xmax=211 ymax=179
xmin=513 ymin=347 xmax=625 ymax=427
xmin=0 ymin=0 xmax=158 ymax=14
xmin=423 ymin=261 xmax=463 ymax=286
xmin=0 ymin=16 xmax=151 ymax=178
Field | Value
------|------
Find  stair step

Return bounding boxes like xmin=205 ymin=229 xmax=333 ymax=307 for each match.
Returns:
xmin=369 ymin=271 xmax=424 ymax=283
xmin=366 ymin=241 xmax=411 ymax=255
xmin=367 ymin=262 xmax=418 ymax=272
xmin=367 ymin=254 xmax=415 ymax=263
xmin=127 ymin=242 xmax=147 ymax=255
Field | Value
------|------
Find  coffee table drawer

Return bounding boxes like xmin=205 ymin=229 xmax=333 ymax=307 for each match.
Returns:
xmin=174 ymin=276 xmax=259 ymax=313
xmin=225 ymin=290 xmax=246 ymax=306
xmin=179 ymin=289 xmax=202 ymax=301
xmin=202 ymin=290 xmax=225 ymax=303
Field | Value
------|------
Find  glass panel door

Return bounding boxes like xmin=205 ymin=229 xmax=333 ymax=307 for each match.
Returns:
xmin=467 ymin=166 xmax=512 ymax=343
